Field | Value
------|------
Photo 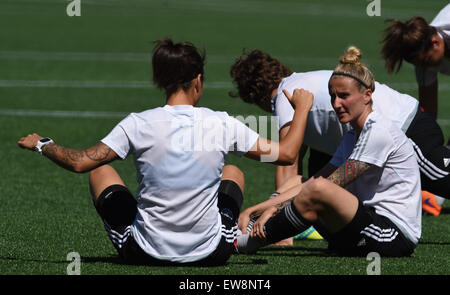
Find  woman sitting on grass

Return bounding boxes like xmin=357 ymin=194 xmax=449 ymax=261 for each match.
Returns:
xmin=17 ymin=39 xmax=314 ymax=266
xmin=235 ymin=46 xmax=422 ymax=257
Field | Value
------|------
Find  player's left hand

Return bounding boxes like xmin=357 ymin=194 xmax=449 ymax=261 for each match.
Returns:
xmin=283 ymin=88 xmax=314 ymax=111
xmin=250 ymin=206 xmax=278 ymax=239
xmin=18 ymin=133 xmax=44 ymax=151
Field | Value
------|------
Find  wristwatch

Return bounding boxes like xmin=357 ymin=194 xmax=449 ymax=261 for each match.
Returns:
xmin=34 ymin=137 xmax=54 ymax=154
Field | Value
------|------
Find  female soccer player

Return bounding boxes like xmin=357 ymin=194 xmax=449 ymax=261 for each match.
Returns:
xmin=17 ymin=39 xmax=314 ymax=266
xmin=230 ymin=48 xmax=449 ymax=219
xmin=236 ymin=46 xmax=422 ymax=257
xmin=381 ymin=3 xmax=450 ymax=120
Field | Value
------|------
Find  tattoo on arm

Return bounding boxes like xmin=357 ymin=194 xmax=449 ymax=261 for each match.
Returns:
xmin=62 ymin=146 xmax=84 ymax=162
xmin=275 ymin=197 xmax=295 ymax=213
xmin=86 ymin=143 xmax=112 ymax=162
xmin=42 ymin=144 xmax=83 ymax=171
xmin=327 ymin=160 xmax=372 ymax=187
xmin=42 ymin=142 xmax=115 ymax=172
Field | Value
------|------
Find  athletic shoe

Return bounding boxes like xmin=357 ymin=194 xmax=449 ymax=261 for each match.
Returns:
xmin=293 ymin=226 xmax=324 ymax=241
xmin=422 ymin=190 xmax=443 ymax=216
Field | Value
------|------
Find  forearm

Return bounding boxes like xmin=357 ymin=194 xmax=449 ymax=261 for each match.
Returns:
xmin=246 ymin=183 xmax=303 ymax=217
xmin=278 ymin=108 xmax=309 ymax=163
xmin=42 ymin=142 xmax=115 ymax=173
xmin=418 ymin=81 xmax=438 ymax=120
xmin=275 ymin=144 xmax=306 ymax=189
xmin=326 ymin=160 xmax=372 ymax=187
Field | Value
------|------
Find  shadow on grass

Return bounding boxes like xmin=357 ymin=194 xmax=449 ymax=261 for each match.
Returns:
xmin=418 ymin=241 xmax=450 ymax=245
xmin=82 ymin=256 xmax=124 ymax=265
xmin=0 ymin=256 xmax=67 ymax=264
xmin=256 ymin=245 xmax=337 ymax=258
xmin=441 ymin=207 xmax=450 ymax=215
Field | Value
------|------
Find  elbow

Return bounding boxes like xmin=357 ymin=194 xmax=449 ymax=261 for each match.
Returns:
xmin=284 ymin=154 xmax=297 ymax=166
xmin=277 ymin=151 xmax=297 ymax=166
xmin=72 ymin=163 xmax=89 ymax=174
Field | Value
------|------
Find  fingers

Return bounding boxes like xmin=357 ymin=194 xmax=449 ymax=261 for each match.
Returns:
xmin=17 ymin=133 xmax=43 ymax=150
xmin=238 ymin=213 xmax=250 ymax=234
xmin=250 ymin=222 xmax=265 ymax=239
xmin=282 ymin=89 xmax=292 ymax=100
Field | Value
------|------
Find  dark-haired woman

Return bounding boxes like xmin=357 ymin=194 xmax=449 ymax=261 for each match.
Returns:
xmin=17 ymin=39 xmax=313 ymax=266
xmin=381 ymin=4 xmax=450 ymax=120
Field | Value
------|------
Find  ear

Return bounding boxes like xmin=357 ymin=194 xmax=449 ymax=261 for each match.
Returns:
xmin=431 ymin=34 xmax=443 ymax=49
xmin=363 ymin=88 xmax=372 ymax=105
xmin=194 ymin=74 xmax=203 ymax=93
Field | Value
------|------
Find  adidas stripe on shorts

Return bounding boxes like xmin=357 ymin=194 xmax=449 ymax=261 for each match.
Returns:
xmin=406 ymin=107 xmax=450 ymax=198
xmin=317 ymin=200 xmax=416 ymax=257
xmin=93 ymin=180 xmax=242 ymax=266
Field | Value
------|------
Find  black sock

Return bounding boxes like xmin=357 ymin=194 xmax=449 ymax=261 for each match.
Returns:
xmin=264 ymin=201 xmax=311 ymax=244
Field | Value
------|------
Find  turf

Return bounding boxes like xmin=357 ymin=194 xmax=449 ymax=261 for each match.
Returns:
xmin=1 ymin=0 xmax=450 ymax=276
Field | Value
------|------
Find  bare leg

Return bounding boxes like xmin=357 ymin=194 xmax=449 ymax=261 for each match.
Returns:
xmin=89 ymin=164 xmax=126 ymax=202
xmin=293 ymin=176 xmax=359 ymax=233
xmin=221 ymin=164 xmax=245 ymax=194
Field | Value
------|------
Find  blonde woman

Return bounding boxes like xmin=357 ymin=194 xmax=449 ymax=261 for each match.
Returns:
xmin=236 ymin=47 xmax=422 ymax=257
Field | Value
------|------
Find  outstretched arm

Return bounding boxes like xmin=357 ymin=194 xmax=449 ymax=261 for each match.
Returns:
xmin=18 ymin=133 xmax=118 ymax=173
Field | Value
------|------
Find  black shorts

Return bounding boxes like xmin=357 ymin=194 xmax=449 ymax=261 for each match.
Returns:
xmin=93 ymin=180 xmax=243 ymax=266
xmin=406 ymin=107 xmax=450 ymax=198
xmin=317 ymin=201 xmax=416 ymax=257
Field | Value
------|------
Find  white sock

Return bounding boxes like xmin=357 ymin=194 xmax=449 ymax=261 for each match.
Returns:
xmin=235 ymin=233 xmax=269 ymax=254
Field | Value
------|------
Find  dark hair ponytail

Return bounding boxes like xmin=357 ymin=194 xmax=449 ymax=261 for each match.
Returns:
xmin=381 ymin=17 xmax=436 ymax=73
xmin=152 ymin=39 xmax=205 ymax=98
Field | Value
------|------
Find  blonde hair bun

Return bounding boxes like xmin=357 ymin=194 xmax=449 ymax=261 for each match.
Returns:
xmin=340 ymin=46 xmax=362 ymax=65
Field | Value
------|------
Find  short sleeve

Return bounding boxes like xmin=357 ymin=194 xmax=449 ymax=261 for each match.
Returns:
xmin=101 ymin=115 xmax=133 ymax=159
xmin=226 ymin=116 xmax=260 ymax=157
xmin=348 ymin=121 xmax=393 ymax=167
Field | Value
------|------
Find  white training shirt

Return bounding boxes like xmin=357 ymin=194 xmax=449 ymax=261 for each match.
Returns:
xmin=101 ymin=105 xmax=259 ymax=263
xmin=415 ymin=3 xmax=450 ymax=86
xmin=274 ymin=70 xmax=418 ymax=155
xmin=330 ymin=111 xmax=422 ymax=245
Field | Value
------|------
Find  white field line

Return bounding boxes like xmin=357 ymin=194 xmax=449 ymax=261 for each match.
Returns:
xmin=0 ymin=80 xmax=232 ymax=89
xmin=1 ymin=108 xmax=450 ymax=127
xmin=2 ymin=79 xmax=450 ymax=92
xmin=0 ymin=108 xmax=128 ymax=119
xmin=0 ymin=50 xmax=372 ymax=66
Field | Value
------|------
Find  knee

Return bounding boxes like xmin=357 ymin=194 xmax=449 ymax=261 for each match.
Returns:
xmin=293 ymin=177 xmax=326 ymax=210
xmin=222 ymin=165 xmax=245 ymax=193
xmin=89 ymin=164 xmax=112 ymax=181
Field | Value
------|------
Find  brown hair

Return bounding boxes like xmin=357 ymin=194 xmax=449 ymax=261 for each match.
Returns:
xmin=330 ymin=46 xmax=375 ymax=92
xmin=381 ymin=17 xmax=436 ymax=73
xmin=152 ymin=39 xmax=205 ymax=98
xmin=229 ymin=49 xmax=292 ymax=112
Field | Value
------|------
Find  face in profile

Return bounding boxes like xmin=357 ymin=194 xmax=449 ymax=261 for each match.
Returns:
xmin=411 ymin=35 xmax=446 ymax=67
xmin=329 ymin=77 xmax=371 ymax=125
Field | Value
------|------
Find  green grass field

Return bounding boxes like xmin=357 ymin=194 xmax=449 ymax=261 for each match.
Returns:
xmin=1 ymin=0 xmax=450 ymax=276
